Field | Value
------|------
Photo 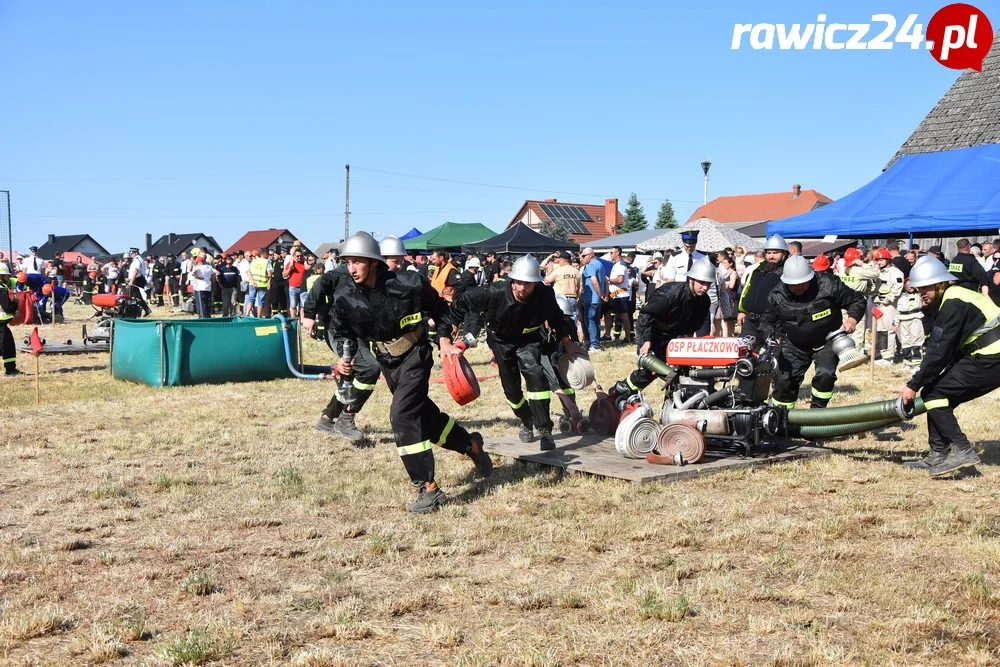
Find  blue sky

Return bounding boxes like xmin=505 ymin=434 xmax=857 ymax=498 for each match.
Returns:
xmin=0 ymin=0 xmax=992 ymax=253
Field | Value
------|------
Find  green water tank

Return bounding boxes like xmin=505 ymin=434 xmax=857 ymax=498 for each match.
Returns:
xmin=111 ymin=317 xmax=298 ymax=387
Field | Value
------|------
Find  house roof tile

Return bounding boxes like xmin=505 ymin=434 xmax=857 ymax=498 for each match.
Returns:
xmin=687 ymin=189 xmax=832 ymax=227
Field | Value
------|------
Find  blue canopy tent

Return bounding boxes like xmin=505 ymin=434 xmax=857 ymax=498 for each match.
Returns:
xmin=398 ymin=227 xmax=423 ymax=241
xmin=767 ymin=145 xmax=1000 ymax=241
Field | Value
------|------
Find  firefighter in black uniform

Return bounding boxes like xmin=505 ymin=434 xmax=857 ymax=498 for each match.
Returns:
xmin=311 ymin=232 xmax=492 ymax=513
xmin=738 ymin=234 xmax=789 ymax=345
xmin=151 ymin=257 xmax=166 ymax=307
xmin=451 ymin=254 xmax=584 ymax=451
xmin=1 ymin=264 xmax=20 ymax=375
xmin=947 ymin=238 xmax=991 ymax=295
xmin=610 ymin=257 xmax=714 ymax=398
xmin=759 ymin=255 xmax=865 ymax=410
xmin=302 ymin=261 xmax=372 ymax=442
xmin=899 ymin=257 xmax=1000 ymax=477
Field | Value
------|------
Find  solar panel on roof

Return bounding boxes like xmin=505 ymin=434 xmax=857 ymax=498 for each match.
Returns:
xmin=576 ymin=206 xmax=593 ymax=221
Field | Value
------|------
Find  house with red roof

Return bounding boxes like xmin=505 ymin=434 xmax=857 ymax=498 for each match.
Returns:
xmin=505 ymin=198 xmax=624 ymax=244
xmin=688 ymin=185 xmax=832 ymax=237
xmin=226 ymin=228 xmax=310 ymax=255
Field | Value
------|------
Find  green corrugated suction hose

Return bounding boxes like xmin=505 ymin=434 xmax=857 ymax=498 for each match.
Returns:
xmin=786 ymin=396 xmax=926 ymax=426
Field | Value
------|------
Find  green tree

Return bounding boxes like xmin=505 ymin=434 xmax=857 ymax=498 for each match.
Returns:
xmin=539 ymin=217 xmax=569 ymax=241
xmin=620 ymin=192 xmax=647 ymax=234
xmin=655 ymin=200 xmax=678 ymax=229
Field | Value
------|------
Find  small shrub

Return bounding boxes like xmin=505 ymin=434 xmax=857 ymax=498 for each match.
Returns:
xmin=155 ymin=628 xmax=232 ymax=665
xmin=638 ymin=590 xmax=690 ymax=621
xmin=181 ymin=570 xmax=219 ymax=596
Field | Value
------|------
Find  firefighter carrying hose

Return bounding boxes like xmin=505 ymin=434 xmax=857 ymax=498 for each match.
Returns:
xmin=609 ymin=257 xmax=714 ymax=399
xmin=451 ymin=255 xmax=584 ymax=451
xmin=738 ymin=234 xmax=789 ymax=345
xmin=899 ymin=257 xmax=1000 ymax=478
xmin=303 ymin=260 xmax=372 ymax=442
xmin=760 ymin=255 xmax=866 ymax=410
xmin=318 ymin=232 xmax=492 ymax=513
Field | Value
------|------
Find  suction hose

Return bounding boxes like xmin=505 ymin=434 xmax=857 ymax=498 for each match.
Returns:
xmin=637 ymin=354 xmax=674 ymax=378
xmin=784 ymin=397 xmax=927 ymax=440
xmin=786 ymin=396 xmax=925 ymax=426
xmin=276 ymin=315 xmax=336 ymax=380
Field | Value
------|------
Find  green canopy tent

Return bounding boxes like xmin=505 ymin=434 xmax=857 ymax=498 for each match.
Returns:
xmin=402 ymin=222 xmax=496 ymax=251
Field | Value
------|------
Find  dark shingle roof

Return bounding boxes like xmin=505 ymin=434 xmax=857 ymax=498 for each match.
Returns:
xmin=887 ymin=31 xmax=1000 ymax=167
xmin=148 ymin=233 xmax=223 ymax=257
xmin=35 ymin=234 xmax=110 ymax=257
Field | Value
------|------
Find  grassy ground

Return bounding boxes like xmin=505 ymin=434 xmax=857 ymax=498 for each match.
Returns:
xmin=2 ymin=300 xmax=1000 ymax=665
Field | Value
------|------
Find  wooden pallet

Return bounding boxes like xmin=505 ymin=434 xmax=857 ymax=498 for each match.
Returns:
xmin=17 ymin=339 xmax=109 ymax=355
xmin=483 ymin=433 xmax=830 ymax=484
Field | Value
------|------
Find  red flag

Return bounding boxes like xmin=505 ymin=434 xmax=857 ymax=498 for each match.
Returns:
xmin=29 ymin=327 xmax=44 ymax=355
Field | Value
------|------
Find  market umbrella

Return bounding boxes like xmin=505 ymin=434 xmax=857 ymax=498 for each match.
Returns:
xmin=637 ymin=218 xmax=763 ymax=254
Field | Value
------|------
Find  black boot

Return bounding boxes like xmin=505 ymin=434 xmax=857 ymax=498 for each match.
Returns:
xmin=874 ymin=332 xmax=888 ymax=361
xmin=518 ymin=424 xmax=536 ymax=443
xmin=407 ymin=483 xmax=447 ymax=514
xmin=539 ymin=431 xmax=555 ymax=451
xmin=903 ymin=449 xmax=947 ymax=470
xmin=929 ymin=443 xmax=980 ymax=478
xmin=467 ymin=432 xmax=493 ymax=479
xmin=609 ymin=380 xmax=634 ymax=400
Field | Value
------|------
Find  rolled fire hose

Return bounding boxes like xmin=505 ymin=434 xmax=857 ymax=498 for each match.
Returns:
xmin=557 ymin=353 xmax=596 ymax=390
xmin=786 ymin=396 xmax=925 ymax=426
xmin=616 ymin=417 xmax=660 ymax=459
xmin=648 ymin=423 xmax=707 ymax=465
xmin=589 ymin=394 xmax=619 ymax=436
xmin=614 ymin=402 xmax=655 ymax=458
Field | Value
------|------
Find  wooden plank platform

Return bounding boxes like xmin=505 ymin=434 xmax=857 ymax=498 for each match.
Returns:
xmin=17 ymin=339 xmax=109 ymax=355
xmin=483 ymin=432 xmax=830 ymax=484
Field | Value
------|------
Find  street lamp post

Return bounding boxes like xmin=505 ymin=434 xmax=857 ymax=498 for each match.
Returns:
xmin=701 ymin=160 xmax=712 ymax=205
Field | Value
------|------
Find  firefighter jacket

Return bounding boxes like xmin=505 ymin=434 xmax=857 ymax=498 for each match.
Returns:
xmin=760 ymin=273 xmax=866 ymax=350
xmin=452 ymin=269 xmax=479 ymax=306
xmin=165 ymin=259 xmax=181 ymax=280
xmin=1 ymin=284 xmax=16 ymax=321
xmin=738 ymin=259 xmax=784 ymax=316
xmin=947 ymin=252 xmax=990 ymax=292
xmin=897 ymin=292 xmax=923 ymax=320
xmin=452 ymin=280 xmax=572 ymax=346
xmin=303 ymin=264 xmax=349 ymax=327
xmin=326 ymin=266 xmax=452 ymax=364
xmin=907 ymin=285 xmax=1000 ymax=391
xmin=634 ymin=281 xmax=710 ymax=347
xmin=839 ymin=263 xmax=881 ymax=297
xmin=876 ymin=265 xmax=905 ymax=307
xmin=151 ymin=262 xmax=165 ymax=284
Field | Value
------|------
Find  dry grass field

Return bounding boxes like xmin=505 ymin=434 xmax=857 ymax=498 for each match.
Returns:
xmin=2 ymin=301 xmax=1000 ymax=666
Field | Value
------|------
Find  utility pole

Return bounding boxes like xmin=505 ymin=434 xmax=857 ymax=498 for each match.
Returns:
xmin=701 ymin=160 xmax=712 ymax=205
xmin=0 ymin=190 xmax=11 ymax=260
xmin=344 ymin=164 xmax=351 ymax=241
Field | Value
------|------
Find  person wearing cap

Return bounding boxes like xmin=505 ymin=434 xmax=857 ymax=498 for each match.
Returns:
xmin=660 ymin=229 xmax=705 ymax=284
xmin=245 ymin=248 xmax=272 ymax=317
xmin=899 ymin=257 xmax=1000 ymax=477
xmin=0 ymin=264 xmax=20 ymax=376
xmin=126 ymin=247 xmax=152 ymax=316
xmin=544 ymin=250 xmax=582 ymax=321
xmin=216 ymin=254 xmax=241 ymax=316
xmin=609 ymin=257 xmax=714 ymax=400
xmin=737 ymin=234 xmax=790 ymax=345
xmin=21 ymin=246 xmax=45 ymax=276
xmin=452 ymin=254 xmax=584 ymax=451
xmin=947 ymin=238 xmax=991 ymax=296
xmin=320 ymin=231 xmax=491 ymax=514
xmin=760 ymin=255 xmax=865 ymax=410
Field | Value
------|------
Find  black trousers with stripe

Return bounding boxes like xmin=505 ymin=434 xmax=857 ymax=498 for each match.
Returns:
xmin=771 ymin=339 xmax=838 ymax=409
xmin=1 ymin=321 xmax=15 ymax=372
xmin=488 ymin=335 xmax=553 ymax=434
xmin=383 ymin=343 xmax=472 ymax=486
xmin=921 ymin=355 xmax=1000 ymax=454
xmin=323 ymin=334 xmax=379 ymax=419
